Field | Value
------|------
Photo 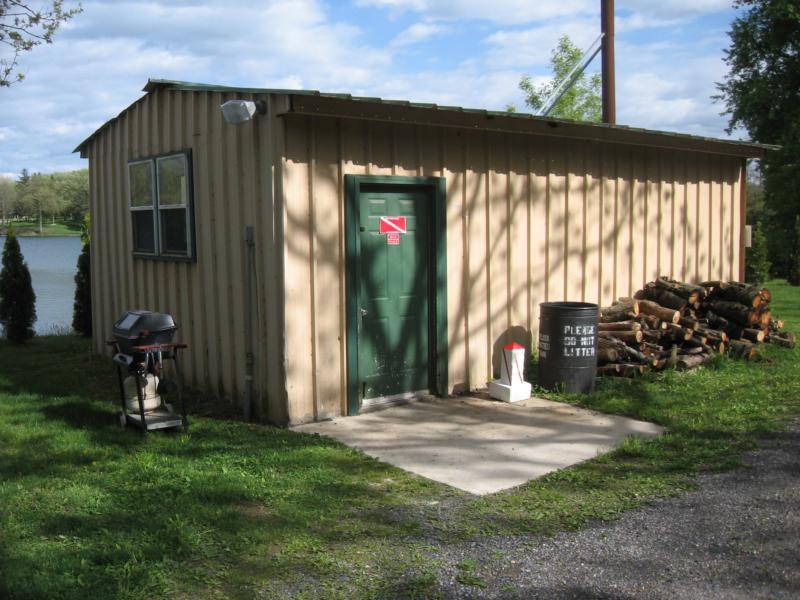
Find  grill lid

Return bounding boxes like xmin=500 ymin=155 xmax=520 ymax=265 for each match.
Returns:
xmin=113 ymin=310 xmax=176 ymax=338
xmin=112 ymin=310 xmax=178 ymax=356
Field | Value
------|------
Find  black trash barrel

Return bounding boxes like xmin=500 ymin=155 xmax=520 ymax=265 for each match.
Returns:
xmin=538 ymin=302 xmax=598 ymax=393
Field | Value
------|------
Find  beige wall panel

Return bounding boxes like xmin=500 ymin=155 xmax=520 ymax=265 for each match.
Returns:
xmin=283 ymin=117 xmax=316 ymax=422
xmin=528 ymin=138 xmax=548 ymax=334
xmin=600 ymin=147 xmax=617 ymax=305
xmin=192 ymin=92 xmax=223 ymax=393
xmin=367 ymin=120 xmax=393 ymax=176
xmin=341 ymin=119 xmax=369 ymax=176
xmin=686 ymin=158 xmax=700 ymax=282
xmin=585 ymin=146 xmax=602 ymax=304
xmin=89 ymin=148 xmax=106 ymax=354
xmin=674 ymin=158 xmax=688 ymax=282
xmin=720 ymin=162 xmax=732 ymax=283
xmin=566 ymin=145 xmax=586 ymax=302
xmin=488 ymin=133 xmax=510 ymax=375
xmin=697 ymin=158 xmax=711 ymax=282
xmin=311 ymin=116 xmax=345 ymax=419
xmin=447 ymin=131 xmax=468 ymax=381
xmin=731 ymin=161 xmax=742 ymax=281
xmin=209 ymin=92 xmax=239 ymax=399
xmin=508 ymin=136 xmax=530 ymax=342
xmin=97 ymin=132 xmax=114 ymax=345
xmin=659 ymin=153 xmax=674 ymax=278
xmin=442 ymin=130 xmax=468 ymax=393
xmin=709 ymin=158 xmax=722 ymax=281
xmin=464 ymin=132 xmax=490 ymax=387
xmin=614 ymin=148 xmax=633 ymax=298
xmin=645 ymin=150 xmax=660 ymax=284
xmin=100 ymin=132 xmax=118 ymax=332
xmin=419 ymin=126 xmax=440 ymax=177
xmin=393 ymin=123 xmax=419 ymax=176
xmin=264 ymin=98 xmax=289 ymax=424
xmin=630 ymin=151 xmax=647 ymax=289
xmin=547 ymin=140 xmax=567 ymax=301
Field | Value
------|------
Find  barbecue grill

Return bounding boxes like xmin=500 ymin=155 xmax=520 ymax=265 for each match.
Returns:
xmin=109 ymin=310 xmax=188 ymax=433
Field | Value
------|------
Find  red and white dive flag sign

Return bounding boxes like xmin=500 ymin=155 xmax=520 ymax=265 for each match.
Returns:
xmin=379 ymin=216 xmax=407 ymax=234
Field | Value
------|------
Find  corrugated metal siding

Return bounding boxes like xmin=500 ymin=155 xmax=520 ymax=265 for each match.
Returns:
xmin=281 ymin=115 xmax=744 ymax=423
xmin=87 ymin=89 xmax=286 ymax=423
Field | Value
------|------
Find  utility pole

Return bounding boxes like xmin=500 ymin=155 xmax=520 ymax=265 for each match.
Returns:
xmin=601 ymin=0 xmax=616 ymax=124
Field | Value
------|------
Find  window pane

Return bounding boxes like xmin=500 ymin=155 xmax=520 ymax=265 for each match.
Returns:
xmin=132 ymin=210 xmax=155 ymax=253
xmin=157 ymin=155 xmax=188 ymax=206
xmin=129 ymin=162 xmax=154 ymax=207
xmin=160 ymin=208 xmax=188 ymax=255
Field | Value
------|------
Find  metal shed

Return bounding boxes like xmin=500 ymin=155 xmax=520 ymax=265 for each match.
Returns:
xmin=76 ymin=79 xmax=769 ymax=425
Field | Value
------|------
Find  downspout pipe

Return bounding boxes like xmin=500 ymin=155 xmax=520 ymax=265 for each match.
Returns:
xmin=601 ymin=0 xmax=616 ymax=124
xmin=243 ymin=225 xmax=255 ymax=420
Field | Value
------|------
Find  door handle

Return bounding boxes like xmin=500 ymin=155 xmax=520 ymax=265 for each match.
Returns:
xmin=360 ymin=308 xmax=368 ymax=317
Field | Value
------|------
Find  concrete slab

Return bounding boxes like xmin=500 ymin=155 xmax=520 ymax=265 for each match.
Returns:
xmin=294 ymin=395 xmax=664 ymax=495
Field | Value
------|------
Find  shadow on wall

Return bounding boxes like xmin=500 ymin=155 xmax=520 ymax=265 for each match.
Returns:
xmin=491 ymin=325 xmax=533 ymax=381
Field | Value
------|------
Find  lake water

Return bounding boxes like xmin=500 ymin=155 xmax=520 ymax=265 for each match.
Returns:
xmin=0 ymin=236 xmax=82 ymax=334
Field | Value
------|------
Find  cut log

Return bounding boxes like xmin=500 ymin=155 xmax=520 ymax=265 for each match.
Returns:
xmin=678 ymin=317 xmax=699 ymax=331
xmin=728 ymin=339 xmax=759 ymax=360
xmin=600 ymin=300 xmax=639 ymax=322
xmin=601 ymin=330 xmax=643 ymax=345
xmin=597 ymin=364 xmax=622 ymax=376
xmin=665 ymin=323 xmax=693 ymax=341
xmin=598 ymin=321 xmax=642 ymax=332
xmin=638 ymin=314 xmax=665 ymax=330
xmin=759 ymin=310 xmax=771 ymax=328
xmin=677 ymin=353 xmax=711 ymax=370
xmin=769 ymin=332 xmax=797 ymax=349
xmin=638 ymin=299 xmax=681 ymax=324
xmin=684 ymin=338 xmax=713 ymax=354
xmin=706 ymin=301 xmax=759 ymax=327
xmin=642 ymin=330 xmax=664 ymax=345
xmin=741 ymin=328 xmax=765 ymax=343
xmin=655 ymin=277 xmax=704 ymax=303
xmin=640 ymin=285 xmax=688 ymax=311
xmin=682 ymin=346 xmax=705 ymax=355
xmin=597 ymin=346 xmax=621 ymax=365
xmin=717 ymin=283 xmax=762 ymax=308
xmin=705 ymin=311 xmax=731 ymax=331
xmin=759 ymin=287 xmax=772 ymax=303
xmin=697 ymin=328 xmax=728 ymax=344
xmin=700 ymin=280 xmax=729 ymax=290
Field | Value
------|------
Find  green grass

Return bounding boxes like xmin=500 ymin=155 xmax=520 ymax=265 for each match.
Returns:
xmin=1 ymin=281 xmax=799 ymax=599
xmin=2 ymin=220 xmax=82 ymax=237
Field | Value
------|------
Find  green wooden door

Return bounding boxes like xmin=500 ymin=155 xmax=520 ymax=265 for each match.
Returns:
xmin=357 ymin=189 xmax=430 ymax=400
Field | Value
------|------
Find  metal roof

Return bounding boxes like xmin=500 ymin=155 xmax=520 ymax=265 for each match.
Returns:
xmin=74 ymin=78 xmax=775 ymax=157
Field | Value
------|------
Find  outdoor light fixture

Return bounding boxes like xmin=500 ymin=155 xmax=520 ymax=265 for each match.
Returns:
xmin=220 ymin=99 xmax=266 ymax=125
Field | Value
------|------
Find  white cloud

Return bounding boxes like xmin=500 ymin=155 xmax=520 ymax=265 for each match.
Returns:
xmin=356 ymin=0 xmax=596 ymax=24
xmin=390 ymin=22 xmax=447 ymax=48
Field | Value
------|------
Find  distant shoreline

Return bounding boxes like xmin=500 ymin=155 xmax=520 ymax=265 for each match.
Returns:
xmin=0 ymin=222 xmax=82 ymax=238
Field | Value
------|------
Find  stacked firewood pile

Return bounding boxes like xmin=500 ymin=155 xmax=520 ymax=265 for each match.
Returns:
xmin=597 ymin=278 xmax=796 ymax=377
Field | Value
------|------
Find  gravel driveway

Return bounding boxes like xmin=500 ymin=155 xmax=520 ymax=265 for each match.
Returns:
xmin=432 ymin=423 xmax=800 ymax=599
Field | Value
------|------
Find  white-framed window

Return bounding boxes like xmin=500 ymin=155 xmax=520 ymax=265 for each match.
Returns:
xmin=127 ymin=151 xmax=194 ymax=260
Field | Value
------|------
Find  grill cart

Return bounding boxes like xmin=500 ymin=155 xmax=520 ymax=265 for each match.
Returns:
xmin=108 ymin=310 xmax=188 ymax=433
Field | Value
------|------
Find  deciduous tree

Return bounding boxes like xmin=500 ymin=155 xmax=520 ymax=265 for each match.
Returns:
xmin=517 ymin=35 xmax=601 ymax=122
xmin=716 ymin=0 xmax=800 ymax=281
xmin=1 ymin=1 xmax=82 ymax=87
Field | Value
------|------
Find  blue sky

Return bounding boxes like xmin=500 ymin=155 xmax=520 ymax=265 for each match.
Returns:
xmin=0 ymin=0 xmax=744 ymax=178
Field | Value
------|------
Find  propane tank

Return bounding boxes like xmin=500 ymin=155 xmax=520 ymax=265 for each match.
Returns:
xmin=123 ymin=373 xmax=162 ymax=412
